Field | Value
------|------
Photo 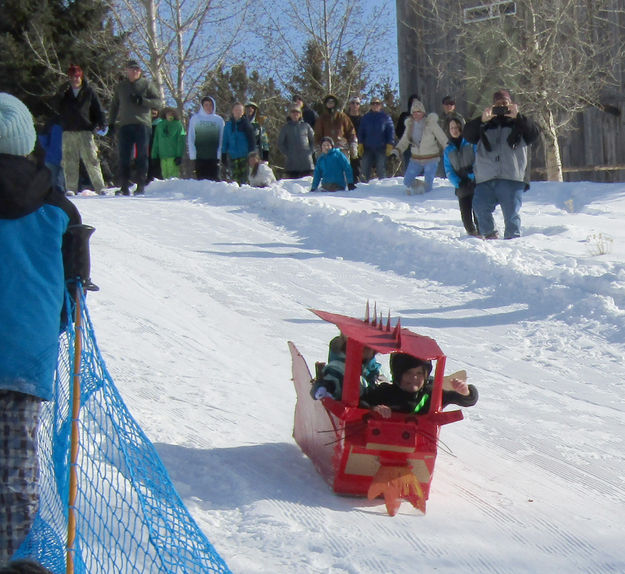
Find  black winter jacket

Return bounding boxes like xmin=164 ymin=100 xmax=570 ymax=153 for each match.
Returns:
xmin=360 ymin=379 xmax=478 ymax=415
xmin=57 ymin=79 xmax=106 ymax=132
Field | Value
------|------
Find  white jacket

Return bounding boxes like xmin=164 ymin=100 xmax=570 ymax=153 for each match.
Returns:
xmin=249 ymin=162 xmax=276 ymax=187
xmin=396 ymin=113 xmax=448 ymax=160
xmin=187 ymin=99 xmax=225 ymax=161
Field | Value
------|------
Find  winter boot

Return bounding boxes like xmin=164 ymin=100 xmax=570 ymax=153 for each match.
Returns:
xmin=116 ymin=178 xmax=131 ymax=196
xmin=411 ymin=179 xmax=426 ymax=195
xmin=63 ymin=224 xmax=99 ymax=292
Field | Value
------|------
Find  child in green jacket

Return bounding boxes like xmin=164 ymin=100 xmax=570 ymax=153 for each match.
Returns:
xmin=151 ymin=108 xmax=185 ymax=179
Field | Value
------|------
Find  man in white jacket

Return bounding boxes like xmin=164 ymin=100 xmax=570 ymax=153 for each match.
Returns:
xmin=187 ymin=96 xmax=224 ymax=180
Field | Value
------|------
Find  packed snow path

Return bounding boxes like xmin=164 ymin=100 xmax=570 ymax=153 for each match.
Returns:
xmin=77 ymin=177 xmax=625 ymax=573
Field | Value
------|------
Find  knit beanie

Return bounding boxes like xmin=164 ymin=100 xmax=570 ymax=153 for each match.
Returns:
xmin=390 ymin=353 xmax=432 ymax=384
xmin=320 ymin=136 xmax=334 ymax=147
xmin=0 ymin=93 xmax=36 ymax=156
xmin=410 ymin=99 xmax=426 ymax=114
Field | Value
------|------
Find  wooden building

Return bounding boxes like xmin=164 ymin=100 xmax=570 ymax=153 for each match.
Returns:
xmin=396 ymin=0 xmax=625 ymax=181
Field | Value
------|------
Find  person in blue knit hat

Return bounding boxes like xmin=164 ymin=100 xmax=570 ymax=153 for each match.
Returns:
xmin=0 ymin=92 xmax=96 ymax=561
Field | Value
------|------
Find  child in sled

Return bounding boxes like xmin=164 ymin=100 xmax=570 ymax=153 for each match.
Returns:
xmin=312 ymin=334 xmax=385 ymax=400
xmin=310 ymin=137 xmax=356 ymax=192
xmin=360 ymin=352 xmax=478 ymax=417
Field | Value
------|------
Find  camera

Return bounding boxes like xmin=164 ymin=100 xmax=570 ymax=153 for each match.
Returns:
xmin=492 ymin=105 xmax=509 ymax=116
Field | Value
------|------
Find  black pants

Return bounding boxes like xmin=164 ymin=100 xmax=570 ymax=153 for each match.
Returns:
xmin=350 ymin=157 xmax=361 ymax=182
xmin=458 ymin=194 xmax=479 ymax=235
xmin=118 ymin=124 xmax=151 ymax=189
xmin=195 ymin=158 xmax=220 ymax=181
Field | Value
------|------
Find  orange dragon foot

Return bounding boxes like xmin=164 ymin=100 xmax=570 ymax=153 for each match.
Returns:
xmin=367 ymin=465 xmax=425 ymax=516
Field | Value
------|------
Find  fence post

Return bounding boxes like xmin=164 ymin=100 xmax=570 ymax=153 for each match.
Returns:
xmin=66 ymin=292 xmax=83 ymax=574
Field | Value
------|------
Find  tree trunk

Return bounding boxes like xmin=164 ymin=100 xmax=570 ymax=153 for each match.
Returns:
xmin=144 ymin=0 xmax=165 ymax=101
xmin=541 ymin=110 xmax=563 ymax=182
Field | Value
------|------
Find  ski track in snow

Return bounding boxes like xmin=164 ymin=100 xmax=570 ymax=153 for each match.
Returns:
xmin=76 ymin=177 xmax=625 ymax=573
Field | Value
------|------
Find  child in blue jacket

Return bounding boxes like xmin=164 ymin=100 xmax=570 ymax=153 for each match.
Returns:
xmin=311 ymin=137 xmax=355 ymax=192
xmin=37 ymin=115 xmax=66 ymax=194
xmin=221 ymin=102 xmax=255 ymax=185
xmin=443 ymin=118 xmax=479 ymax=236
xmin=0 ymin=93 xmax=95 ymax=560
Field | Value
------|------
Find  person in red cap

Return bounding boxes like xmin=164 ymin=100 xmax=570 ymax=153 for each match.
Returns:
xmin=463 ymin=89 xmax=540 ymax=239
xmin=56 ymin=64 xmax=107 ymax=195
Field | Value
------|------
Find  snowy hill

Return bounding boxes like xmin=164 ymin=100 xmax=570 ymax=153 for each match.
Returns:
xmin=76 ymin=176 xmax=625 ymax=573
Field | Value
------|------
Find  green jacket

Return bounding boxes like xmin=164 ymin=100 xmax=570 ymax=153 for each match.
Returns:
xmin=109 ymin=76 xmax=161 ymax=128
xmin=151 ymin=118 xmax=185 ymax=159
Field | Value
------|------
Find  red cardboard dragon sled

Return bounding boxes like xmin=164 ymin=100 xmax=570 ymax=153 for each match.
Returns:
xmin=289 ymin=306 xmax=468 ymax=516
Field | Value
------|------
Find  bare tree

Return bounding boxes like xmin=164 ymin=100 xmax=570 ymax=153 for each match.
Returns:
xmin=106 ymin=0 xmax=253 ymax=117
xmin=401 ymin=0 xmax=625 ymax=181
xmin=259 ymin=0 xmax=393 ymax=107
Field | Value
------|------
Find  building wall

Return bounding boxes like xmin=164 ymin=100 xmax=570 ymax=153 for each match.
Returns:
xmin=396 ymin=0 xmax=625 ymax=181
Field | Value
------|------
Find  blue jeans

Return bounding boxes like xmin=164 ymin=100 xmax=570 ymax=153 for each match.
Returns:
xmin=361 ymin=148 xmax=387 ymax=181
xmin=118 ymin=124 xmax=151 ymax=188
xmin=403 ymin=158 xmax=440 ymax=193
xmin=473 ymin=179 xmax=525 ymax=238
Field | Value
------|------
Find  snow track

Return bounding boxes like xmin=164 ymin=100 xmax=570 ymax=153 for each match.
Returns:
xmin=76 ymin=178 xmax=625 ymax=573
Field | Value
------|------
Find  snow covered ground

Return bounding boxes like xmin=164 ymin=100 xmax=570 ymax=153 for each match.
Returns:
xmin=75 ymin=175 xmax=625 ymax=573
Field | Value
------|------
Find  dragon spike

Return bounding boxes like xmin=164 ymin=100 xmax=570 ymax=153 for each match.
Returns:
xmin=378 ymin=312 xmax=384 ymax=330
xmin=372 ymin=302 xmax=378 ymax=326
xmin=393 ymin=317 xmax=402 ymax=348
xmin=386 ymin=310 xmax=391 ymax=332
xmin=364 ymin=300 xmax=370 ymax=323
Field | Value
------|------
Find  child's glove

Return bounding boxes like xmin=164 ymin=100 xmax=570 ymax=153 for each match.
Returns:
xmin=357 ymin=144 xmax=364 ymax=157
xmin=347 ymin=183 xmax=356 ymax=191
xmin=386 ymin=144 xmax=394 ymax=156
xmin=314 ymin=387 xmax=331 ymax=400
xmin=390 ymin=148 xmax=400 ymax=159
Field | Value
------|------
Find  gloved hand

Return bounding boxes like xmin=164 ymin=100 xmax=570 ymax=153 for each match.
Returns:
xmin=96 ymin=125 xmax=108 ymax=136
xmin=350 ymin=143 xmax=358 ymax=159
xmin=347 ymin=183 xmax=356 ymax=191
xmin=390 ymin=148 xmax=400 ymax=159
xmin=386 ymin=144 xmax=394 ymax=157
xmin=314 ymin=387 xmax=332 ymax=400
xmin=357 ymin=144 xmax=364 ymax=158
xmin=174 ymin=157 xmax=182 ymax=166
xmin=459 ymin=176 xmax=470 ymax=187
xmin=130 ymin=93 xmax=143 ymax=106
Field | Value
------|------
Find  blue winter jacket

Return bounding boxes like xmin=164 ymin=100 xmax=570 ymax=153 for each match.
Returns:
xmin=222 ymin=116 xmax=255 ymax=160
xmin=0 ymin=154 xmax=81 ymax=401
xmin=311 ymin=148 xmax=354 ymax=191
xmin=357 ymin=110 xmax=395 ymax=150
xmin=443 ymin=138 xmax=476 ymax=188
xmin=38 ymin=122 xmax=64 ymax=167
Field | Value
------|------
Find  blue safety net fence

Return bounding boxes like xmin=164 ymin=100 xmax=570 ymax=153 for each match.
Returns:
xmin=14 ymin=290 xmax=231 ymax=574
